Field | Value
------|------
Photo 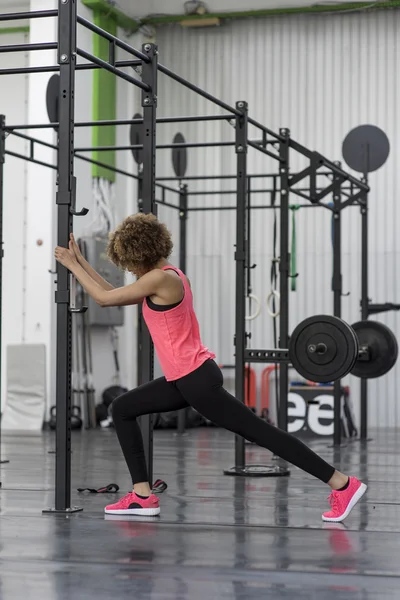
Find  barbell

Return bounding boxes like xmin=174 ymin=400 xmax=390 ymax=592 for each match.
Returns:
xmin=246 ymin=315 xmax=398 ymax=383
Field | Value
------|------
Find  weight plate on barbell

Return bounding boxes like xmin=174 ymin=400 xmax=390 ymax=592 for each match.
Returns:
xmin=351 ymin=320 xmax=398 ymax=379
xmin=289 ymin=315 xmax=359 ymax=383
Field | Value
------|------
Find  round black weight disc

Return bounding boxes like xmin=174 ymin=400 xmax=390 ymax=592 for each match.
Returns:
xmin=223 ymin=465 xmax=290 ymax=478
xmin=289 ymin=315 xmax=358 ymax=383
xmin=351 ymin=321 xmax=398 ymax=379
xmin=172 ymin=132 xmax=187 ymax=178
xmin=130 ymin=113 xmax=143 ymax=165
xmin=342 ymin=125 xmax=390 ymax=173
xmin=46 ymin=74 xmax=59 ymax=131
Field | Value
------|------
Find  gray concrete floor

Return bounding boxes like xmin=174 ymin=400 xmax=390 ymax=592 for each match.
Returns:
xmin=0 ymin=426 xmax=399 ymax=599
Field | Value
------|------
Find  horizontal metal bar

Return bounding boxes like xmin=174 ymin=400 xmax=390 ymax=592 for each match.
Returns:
xmin=73 ymin=114 xmax=233 ymax=128
xmin=5 ymin=150 xmax=57 ymax=170
xmin=158 ymin=63 xmax=240 ymax=116
xmin=244 ymin=348 xmax=290 ymax=364
xmin=0 ymin=9 xmax=57 ymax=21
xmin=0 ymin=65 xmax=59 ymax=75
xmin=155 ymin=200 xmax=180 ymax=210
xmin=76 ymin=58 xmax=142 ymax=71
xmin=156 ymin=173 xmax=279 ymax=181
xmin=188 ymin=203 xmax=333 ymax=212
xmin=155 ymin=170 xmax=338 ymax=182
xmin=158 ymin=114 xmax=233 ymax=123
xmin=248 ymin=141 xmax=282 ymax=162
xmin=247 ymin=117 xmax=283 ymax=141
xmin=76 ymin=49 xmax=150 ymax=91
xmin=8 ymin=130 xmax=58 ymax=151
xmin=77 ymin=15 xmax=149 ymax=63
xmin=188 ymin=188 xmax=274 ymax=196
xmin=0 ymin=42 xmax=57 ymax=53
xmin=74 ymin=153 xmax=178 ymax=194
xmin=159 ymin=141 xmax=235 ymax=149
xmin=75 ymin=141 xmax=236 ymax=152
xmin=5 ymin=122 xmax=57 ymax=131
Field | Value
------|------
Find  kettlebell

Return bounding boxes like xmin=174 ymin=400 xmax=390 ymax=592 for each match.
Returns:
xmin=48 ymin=405 xmax=83 ymax=431
xmin=71 ymin=406 xmax=83 ymax=430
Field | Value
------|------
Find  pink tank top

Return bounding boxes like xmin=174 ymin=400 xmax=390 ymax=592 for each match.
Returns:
xmin=142 ymin=266 xmax=215 ymax=381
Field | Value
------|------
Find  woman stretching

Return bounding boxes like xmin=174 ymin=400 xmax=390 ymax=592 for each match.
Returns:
xmin=55 ymin=213 xmax=367 ymax=523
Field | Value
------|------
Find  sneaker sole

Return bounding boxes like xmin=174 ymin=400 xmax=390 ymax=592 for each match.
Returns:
xmin=322 ymin=483 xmax=367 ymax=523
xmin=104 ymin=507 xmax=160 ymax=516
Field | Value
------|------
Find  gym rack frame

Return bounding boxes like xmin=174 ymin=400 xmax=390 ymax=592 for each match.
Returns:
xmin=0 ymin=0 xmax=369 ymax=510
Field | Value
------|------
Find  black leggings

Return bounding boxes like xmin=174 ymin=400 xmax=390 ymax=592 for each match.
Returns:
xmin=112 ymin=359 xmax=336 ymax=485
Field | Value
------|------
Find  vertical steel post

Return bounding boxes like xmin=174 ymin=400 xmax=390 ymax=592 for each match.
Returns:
xmin=234 ymin=101 xmax=248 ymax=469
xmin=177 ymin=184 xmax=188 ymax=435
xmin=278 ymin=129 xmax=290 ymax=432
xmin=332 ymin=170 xmax=343 ymax=446
xmin=360 ymin=182 xmax=369 ymax=440
xmin=136 ymin=168 xmax=143 ymax=387
xmin=47 ymin=0 xmax=81 ymax=513
xmin=138 ymin=43 xmax=158 ymax=485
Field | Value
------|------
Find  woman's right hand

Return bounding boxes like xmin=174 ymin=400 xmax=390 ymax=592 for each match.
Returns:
xmin=69 ymin=233 xmax=83 ymax=263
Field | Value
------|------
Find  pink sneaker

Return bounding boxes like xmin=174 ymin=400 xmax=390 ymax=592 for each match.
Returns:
xmin=104 ymin=491 xmax=160 ymax=516
xmin=322 ymin=477 xmax=367 ymax=522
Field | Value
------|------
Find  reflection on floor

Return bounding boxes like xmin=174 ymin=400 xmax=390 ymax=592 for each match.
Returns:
xmin=1 ymin=426 xmax=399 ymax=599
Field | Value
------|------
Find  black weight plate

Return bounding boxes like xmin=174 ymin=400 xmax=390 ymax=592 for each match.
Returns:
xmin=172 ymin=132 xmax=187 ymax=178
xmin=342 ymin=124 xmax=390 ymax=173
xmin=351 ymin=320 xmax=398 ymax=379
xmin=46 ymin=74 xmax=59 ymax=131
xmin=289 ymin=315 xmax=358 ymax=383
xmin=129 ymin=113 xmax=143 ymax=165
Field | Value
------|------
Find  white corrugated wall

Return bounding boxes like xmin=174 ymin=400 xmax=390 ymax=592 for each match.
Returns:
xmin=152 ymin=9 xmax=400 ymax=428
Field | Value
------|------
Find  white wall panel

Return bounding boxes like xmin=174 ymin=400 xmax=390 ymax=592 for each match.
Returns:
xmin=0 ymin=29 xmax=28 ymax=409
xmin=153 ymin=9 xmax=400 ymax=427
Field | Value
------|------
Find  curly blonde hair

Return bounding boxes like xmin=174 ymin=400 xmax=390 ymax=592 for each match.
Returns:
xmin=107 ymin=213 xmax=173 ymax=273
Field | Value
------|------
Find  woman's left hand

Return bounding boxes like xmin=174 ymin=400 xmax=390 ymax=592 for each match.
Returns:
xmin=54 ymin=246 xmax=78 ymax=271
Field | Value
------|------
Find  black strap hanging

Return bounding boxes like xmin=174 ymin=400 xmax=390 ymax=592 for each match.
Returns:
xmin=77 ymin=483 xmax=120 ymax=494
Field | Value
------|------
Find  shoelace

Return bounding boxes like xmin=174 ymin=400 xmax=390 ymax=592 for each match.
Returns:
xmin=121 ymin=492 xmax=136 ymax=507
xmin=328 ymin=491 xmax=340 ymax=510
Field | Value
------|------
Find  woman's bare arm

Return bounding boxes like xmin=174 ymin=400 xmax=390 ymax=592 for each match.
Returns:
xmin=78 ymin=255 xmax=115 ymax=291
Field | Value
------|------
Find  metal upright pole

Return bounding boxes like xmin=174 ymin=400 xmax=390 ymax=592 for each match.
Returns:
xmin=234 ymin=101 xmax=248 ymax=469
xmin=138 ymin=43 xmax=158 ymax=485
xmin=278 ymin=129 xmax=290 ymax=432
xmin=177 ymin=184 xmax=188 ymax=435
xmin=332 ymin=171 xmax=343 ymax=446
xmin=136 ymin=167 xmax=143 ymax=387
xmin=360 ymin=180 xmax=369 ymax=440
xmin=45 ymin=0 xmax=81 ymax=513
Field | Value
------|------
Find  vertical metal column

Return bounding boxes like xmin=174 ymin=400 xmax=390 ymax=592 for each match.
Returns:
xmin=138 ymin=43 xmax=158 ymax=485
xmin=136 ymin=168 xmax=143 ymax=386
xmin=46 ymin=0 xmax=81 ymax=513
xmin=177 ymin=184 xmax=188 ymax=435
xmin=360 ymin=183 xmax=369 ymax=440
xmin=234 ymin=101 xmax=248 ymax=469
xmin=332 ymin=171 xmax=343 ymax=446
xmin=278 ymin=129 xmax=290 ymax=432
